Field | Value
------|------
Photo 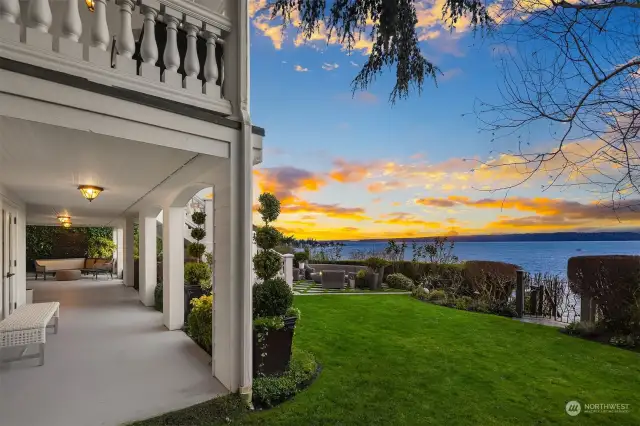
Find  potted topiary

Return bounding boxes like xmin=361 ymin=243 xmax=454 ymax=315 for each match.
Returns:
xmin=355 ymin=269 xmax=367 ymax=289
xmin=184 ymin=210 xmax=212 ymax=323
xmin=294 ymin=251 xmax=308 ymax=271
xmin=365 ymin=257 xmax=389 ymax=290
xmin=252 ymin=193 xmax=298 ymax=376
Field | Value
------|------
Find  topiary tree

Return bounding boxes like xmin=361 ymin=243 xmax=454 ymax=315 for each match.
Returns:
xmin=185 ymin=210 xmax=211 ymax=290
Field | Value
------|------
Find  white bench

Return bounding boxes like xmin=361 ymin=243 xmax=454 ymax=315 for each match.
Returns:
xmin=0 ymin=302 xmax=60 ymax=366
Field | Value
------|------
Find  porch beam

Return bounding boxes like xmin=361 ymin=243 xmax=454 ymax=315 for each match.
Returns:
xmin=162 ymin=206 xmax=184 ymax=330
xmin=139 ymin=214 xmax=157 ymax=307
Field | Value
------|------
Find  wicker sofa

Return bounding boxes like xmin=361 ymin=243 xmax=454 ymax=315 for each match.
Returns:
xmin=35 ymin=258 xmax=114 ymax=280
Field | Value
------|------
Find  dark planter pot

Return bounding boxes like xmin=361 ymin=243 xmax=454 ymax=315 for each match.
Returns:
xmin=184 ymin=284 xmax=206 ymax=324
xmin=366 ymin=272 xmax=380 ymax=290
xmin=253 ymin=316 xmax=297 ymax=377
xmin=355 ymin=277 xmax=368 ymax=289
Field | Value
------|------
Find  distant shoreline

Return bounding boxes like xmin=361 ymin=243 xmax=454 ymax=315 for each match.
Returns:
xmin=332 ymin=232 xmax=640 ymax=244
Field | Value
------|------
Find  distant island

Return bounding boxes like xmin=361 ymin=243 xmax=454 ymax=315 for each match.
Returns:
xmin=340 ymin=232 xmax=640 ymax=243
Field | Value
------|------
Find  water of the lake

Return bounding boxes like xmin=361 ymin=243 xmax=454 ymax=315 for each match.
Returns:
xmin=339 ymin=240 xmax=640 ymax=276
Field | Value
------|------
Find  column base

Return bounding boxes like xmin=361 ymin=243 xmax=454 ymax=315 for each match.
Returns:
xmin=139 ymin=62 xmax=160 ymax=82
xmin=25 ymin=28 xmax=52 ymax=51
xmin=87 ymin=46 xmax=112 ymax=68
xmin=162 ymin=70 xmax=182 ymax=89
xmin=203 ymin=82 xmax=221 ymax=98
xmin=183 ymin=75 xmax=203 ymax=95
xmin=56 ymin=37 xmax=83 ymax=60
xmin=0 ymin=21 xmax=20 ymax=43
xmin=115 ymin=55 xmax=137 ymax=76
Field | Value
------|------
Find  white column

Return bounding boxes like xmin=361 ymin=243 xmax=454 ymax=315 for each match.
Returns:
xmin=61 ymin=0 xmax=81 ymax=41
xmin=283 ymin=254 xmax=293 ymax=288
xmin=183 ymin=20 xmax=201 ymax=94
xmin=162 ymin=206 xmax=184 ymax=330
xmin=204 ymin=198 xmax=213 ymax=254
xmin=90 ymin=0 xmax=109 ymax=50
xmin=211 ymin=127 xmax=253 ymax=395
xmin=139 ymin=214 xmax=157 ymax=306
xmin=124 ymin=217 xmax=135 ymax=287
xmin=114 ymin=227 xmax=124 ymax=279
xmin=162 ymin=12 xmax=181 ymax=88
xmin=139 ymin=4 xmax=159 ymax=79
xmin=203 ymin=32 xmax=220 ymax=97
xmin=0 ymin=0 xmax=20 ymax=23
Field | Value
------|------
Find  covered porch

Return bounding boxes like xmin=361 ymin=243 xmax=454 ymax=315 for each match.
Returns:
xmin=0 ymin=276 xmax=226 ymax=426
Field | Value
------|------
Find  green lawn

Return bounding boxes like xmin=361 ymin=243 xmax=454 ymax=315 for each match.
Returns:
xmin=135 ymin=296 xmax=640 ymax=425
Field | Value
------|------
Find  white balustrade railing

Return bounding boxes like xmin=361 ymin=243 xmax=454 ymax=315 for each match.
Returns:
xmin=0 ymin=0 xmax=229 ymax=110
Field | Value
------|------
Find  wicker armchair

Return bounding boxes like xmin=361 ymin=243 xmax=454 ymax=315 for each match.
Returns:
xmin=321 ymin=270 xmax=346 ymax=290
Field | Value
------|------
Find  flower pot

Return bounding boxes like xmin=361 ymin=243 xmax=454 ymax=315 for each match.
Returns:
xmin=366 ymin=272 xmax=380 ymax=290
xmin=299 ymin=262 xmax=305 ymax=270
xmin=349 ymin=279 xmax=355 ymax=289
xmin=253 ymin=316 xmax=297 ymax=376
xmin=184 ymin=284 xmax=206 ymax=324
xmin=355 ymin=277 xmax=368 ymax=289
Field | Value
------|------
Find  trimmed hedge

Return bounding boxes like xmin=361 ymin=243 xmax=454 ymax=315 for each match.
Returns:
xmin=568 ymin=255 xmax=640 ymax=333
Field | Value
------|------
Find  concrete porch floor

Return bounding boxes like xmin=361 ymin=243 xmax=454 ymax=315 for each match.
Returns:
xmin=0 ymin=277 xmax=226 ymax=426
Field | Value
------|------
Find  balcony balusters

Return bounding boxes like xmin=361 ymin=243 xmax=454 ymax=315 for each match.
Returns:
xmin=61 ymin=0 xmax=82 ymax=42
xmin=0 ymin=0 xmax=228 ymax=110
xmin=183 ymin=19 xmax=201 ymax=94
xmin=162 ymin=11 xmax=181 ymax=88
xmin=203 ymin=32 xmax=218 ymax=97
xmin=90 ymin=0 xmax=109 ymax=50
xmin=139 ymin=4 xmax=158 ymax=78
xmin=27 ymin=0 xmax=52 ymax=32
xmin=0 ymin=0 xmax=20 ymax=24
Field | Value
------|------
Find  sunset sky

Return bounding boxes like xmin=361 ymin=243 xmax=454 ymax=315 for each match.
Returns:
xmin=248 ymin=1 xmax=640 ymax=240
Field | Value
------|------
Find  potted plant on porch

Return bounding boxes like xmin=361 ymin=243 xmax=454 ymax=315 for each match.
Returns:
xmin=252 ymin=193 xmax=299 ymax=376
xmin=184 ymin=211 xmax=212 ymax=323
xmin=294 ymin=251 xmax=308 ymax=271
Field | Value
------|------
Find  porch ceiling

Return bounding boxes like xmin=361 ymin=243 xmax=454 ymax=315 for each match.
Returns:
xmin=0 ymin=116 xmax=214 ymax=226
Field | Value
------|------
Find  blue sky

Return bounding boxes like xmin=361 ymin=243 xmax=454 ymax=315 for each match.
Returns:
xmin=247 ymin=1 xmax=640 ymax=240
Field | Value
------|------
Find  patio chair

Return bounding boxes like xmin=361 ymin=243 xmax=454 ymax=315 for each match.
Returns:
xmin=321 ymin=270 xmax=346 ymax=290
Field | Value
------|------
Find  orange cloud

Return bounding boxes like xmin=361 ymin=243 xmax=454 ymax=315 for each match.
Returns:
xmin=375 ymin=212 xmax=442 ymax=228
xmin=329 ymin=159 xmax=376 ymax=183
xmin=254 ymin=166 xmax=326 ymax=202
xmin=280 ymin=199 xmax=370 ymax=221
xmin=367 ymin=180 xmax=406 ymax=193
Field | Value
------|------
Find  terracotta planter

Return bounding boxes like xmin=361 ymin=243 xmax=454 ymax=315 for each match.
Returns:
xmin=253 ymin=316 xmax=297 ymax=376
xmin=184 ymin=284 xmax=206 ymax=324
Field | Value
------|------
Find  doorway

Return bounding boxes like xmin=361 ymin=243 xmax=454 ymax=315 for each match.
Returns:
xmin=2 ymin=206 xmax=16 ymax=319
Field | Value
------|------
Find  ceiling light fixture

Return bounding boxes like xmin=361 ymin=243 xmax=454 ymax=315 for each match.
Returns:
xmin=78 ymin=185 xmax=103 ymax=202
xmin=61 ymin=222 xmax=72 ymax=228
xmin=85 ymin=0 xmax=95 ymax=12
xmin=57 ymin=215 xmax=71 ymax=223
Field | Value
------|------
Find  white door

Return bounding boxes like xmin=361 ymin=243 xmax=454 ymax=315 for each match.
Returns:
xmin=2 ymin=207 xmax=16 ymax=319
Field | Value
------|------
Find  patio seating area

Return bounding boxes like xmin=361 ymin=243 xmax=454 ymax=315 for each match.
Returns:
xmin=0 ymin=277 xmax=226 ymax=426
xmin=293 ymin=280 xmax=408 ymax=295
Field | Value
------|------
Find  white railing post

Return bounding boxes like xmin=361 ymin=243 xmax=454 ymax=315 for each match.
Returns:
xmin=0 ymin=0 xmax=20 ymax=24
xmin=162 ymin=10 xmax=182 ymax=88
xmin=56 ymin=0 xmax=82 ymax=58
xmin=203 ymin=31 xmax=219 ymax=98
xmin=24 ymin=0 xmax=52 ymax=49
xmin=217 ymin=39 xmax=224 ymax=98
xmin=61 ymin=0 xmax=81 ymax=41
xmin=183 ymin=18 xmax=201 ymax=94
xmin=86 ymin=0 xmax=110 ymax=67
xmin=283 ymin=254 xmax=294 ymax=289
xmin=90 ymin=0 xmax=109 ymax=50
xmin=139 ymin=1 xmax=159 ymax=80
xmin=115 ymin=0 xmax=136 ymax=74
